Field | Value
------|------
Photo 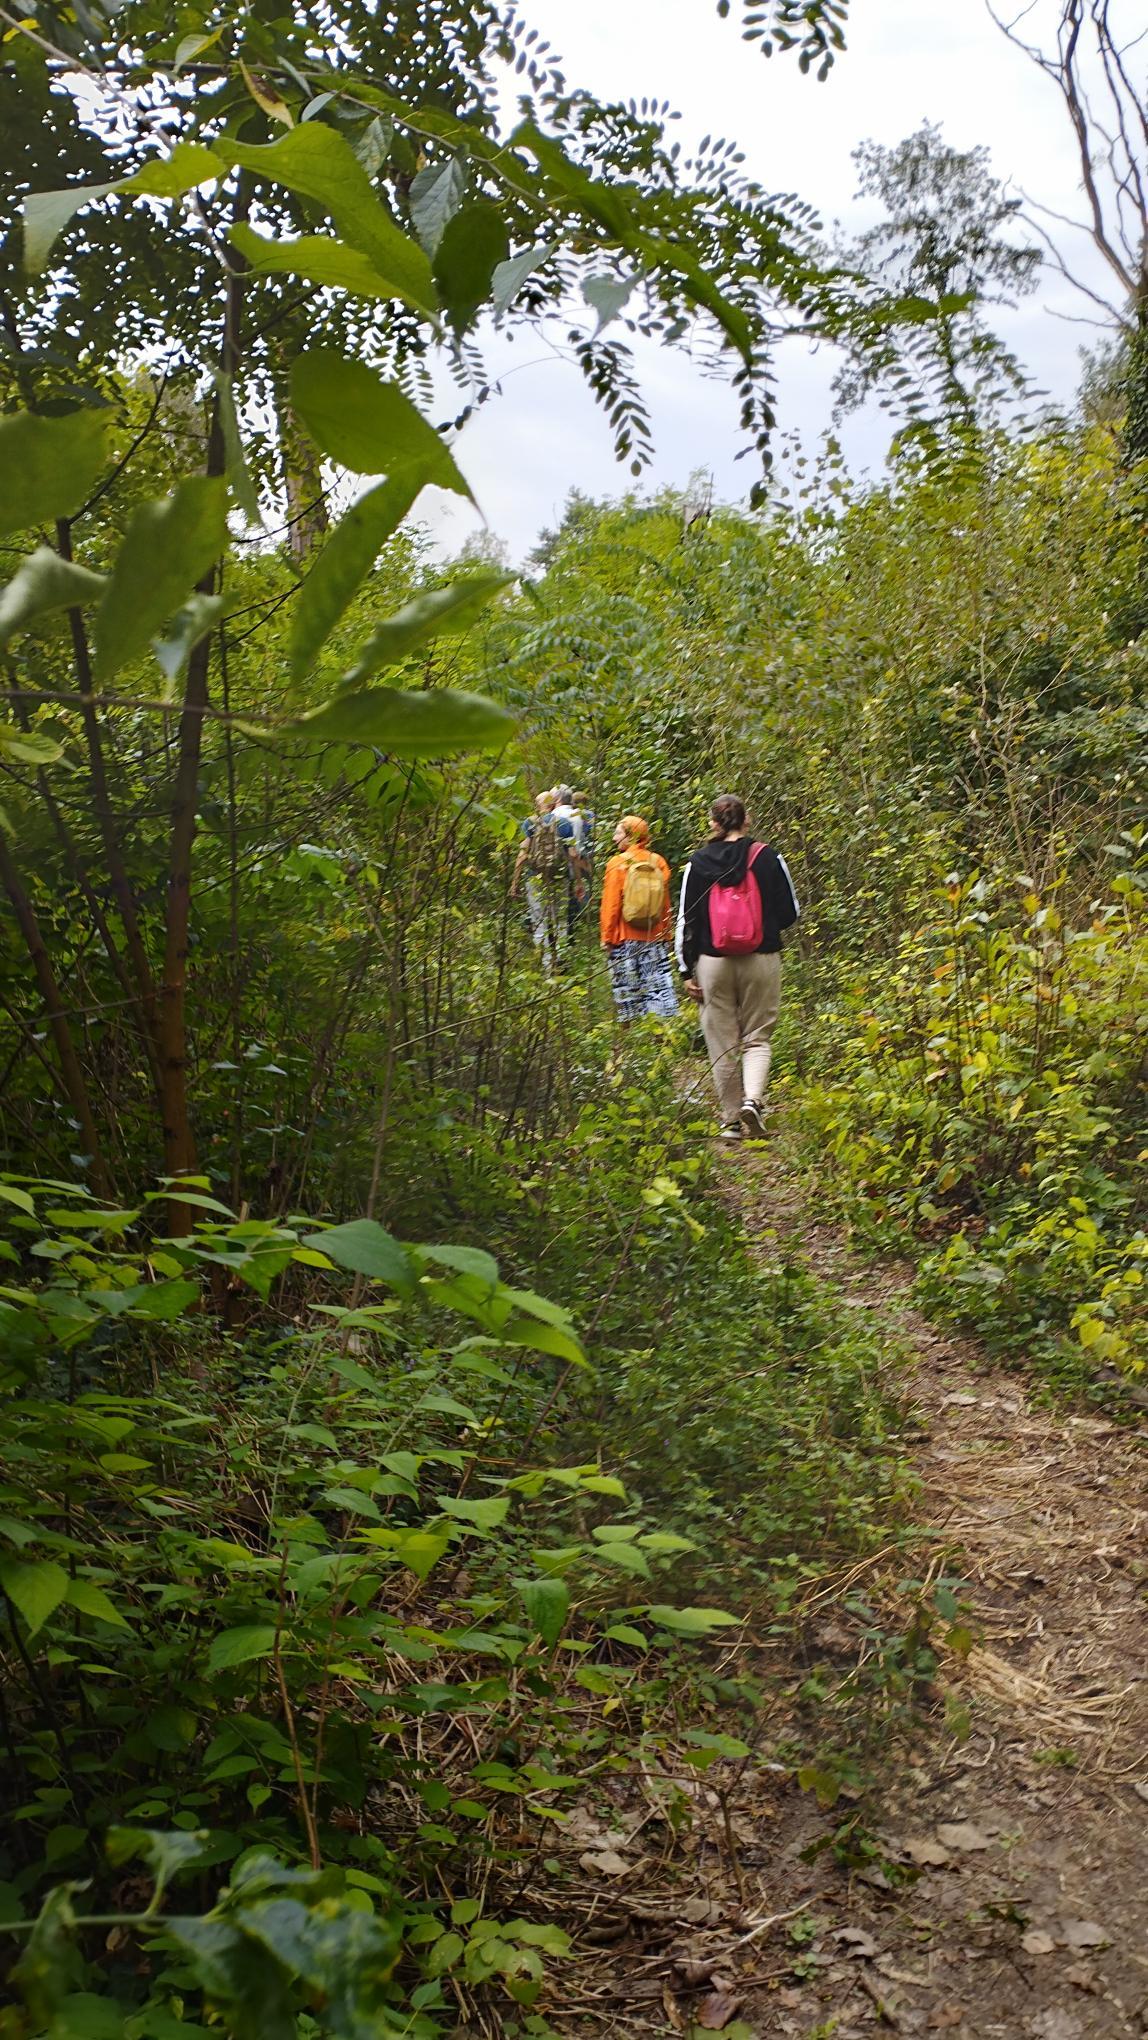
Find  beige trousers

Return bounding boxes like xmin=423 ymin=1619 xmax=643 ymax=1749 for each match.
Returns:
xmin=696 ymin=951 xmax=782 ymax=1122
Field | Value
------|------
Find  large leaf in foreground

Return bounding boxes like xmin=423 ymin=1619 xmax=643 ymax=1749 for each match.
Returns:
xmin=0 ymin=410 xmax=106 ymax=538
xmin=93 ymin=478 xmax=227 ymax=681
xmin=224 ymin=126 xmax=437 ymax=316
xmin=0 ymin=549 xmax=105 ymax=649
xmin=23 ymin=142 xmax=223 ymax=273
xmin=290 ymin=686 xmax=514 ymax=758
xmin=300 ymin=1218 xmax=414 ymax=1293
xmin=230 ymin=223 xmax=411 ymax=303
xmin=290 ymin=473 xmax=424 ymax=681
xmin=341 ymin=574 xmax=513 ymax=687
xmin=291 ymin=349 xmax=469 ymax=493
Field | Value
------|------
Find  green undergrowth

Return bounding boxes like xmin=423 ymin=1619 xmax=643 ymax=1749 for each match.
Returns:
xmin=788 ymin=858 xmax=1147 ymax=1401
xmin=0 ymin=1010 xmax=918 ymax=2038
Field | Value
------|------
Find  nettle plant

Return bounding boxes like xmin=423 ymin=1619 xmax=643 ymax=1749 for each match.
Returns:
xmin=0 ymin=1179 xmax=739 ymax=2034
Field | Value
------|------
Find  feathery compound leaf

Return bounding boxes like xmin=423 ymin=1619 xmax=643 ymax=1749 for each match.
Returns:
xmin=0 ymin=410 xmax=106 ymax=538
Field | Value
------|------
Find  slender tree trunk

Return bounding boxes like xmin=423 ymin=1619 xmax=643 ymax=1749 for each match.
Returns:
xmin=158 ymin=238 xmax=246 ymax=1234
xmin=0 ymin=837 xmax=113 ymax=1200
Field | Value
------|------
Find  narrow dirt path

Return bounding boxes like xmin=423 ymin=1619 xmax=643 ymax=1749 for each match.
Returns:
xmin=723 ymin=1131 xmax=1148 ymax=2039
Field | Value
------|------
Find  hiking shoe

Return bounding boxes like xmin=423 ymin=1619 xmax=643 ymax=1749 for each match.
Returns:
xmin=739 ymin=1098 xmax=767 ymax=1139
xmin=719 ymin=1120 xmax=743 ymax=1142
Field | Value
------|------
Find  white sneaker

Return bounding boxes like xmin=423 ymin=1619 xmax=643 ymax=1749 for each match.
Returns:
xmin=739 ymin=1099 xmax=767 ymax=1138
xmin=719 ymin=1120 xmax=743 ymax=1142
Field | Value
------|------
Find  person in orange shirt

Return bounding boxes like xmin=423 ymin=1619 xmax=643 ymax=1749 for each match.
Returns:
xmin=599 ymin=815 xmax=679 ymax=1025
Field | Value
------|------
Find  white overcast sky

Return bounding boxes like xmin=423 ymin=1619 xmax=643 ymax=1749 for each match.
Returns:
xmin=424 ymin=0 xmax=1118 ymax=562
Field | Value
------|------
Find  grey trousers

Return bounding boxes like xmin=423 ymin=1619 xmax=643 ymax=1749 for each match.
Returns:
xmin=696 ymin=951 xmax=782 ymax=1122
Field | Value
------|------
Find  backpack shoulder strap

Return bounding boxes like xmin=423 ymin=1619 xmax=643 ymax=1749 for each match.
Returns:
xmin=747 ymin=841 xmax=765 ymax=870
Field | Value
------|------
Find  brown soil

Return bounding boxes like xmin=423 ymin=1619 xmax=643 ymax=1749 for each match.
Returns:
xmin=552 ymin=1132 xmax=1148 ymax=2040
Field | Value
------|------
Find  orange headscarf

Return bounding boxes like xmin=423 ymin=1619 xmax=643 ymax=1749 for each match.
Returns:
xmin=620 ymin=814 xmax=649 ymax=844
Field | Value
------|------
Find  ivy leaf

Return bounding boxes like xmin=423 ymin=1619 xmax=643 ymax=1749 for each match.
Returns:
xmin=299 ymin=1218 xmax=415 ymax=1292
xmin=409 ymin=157 xmax=466 ymax=255
xmin=206 ymin=1624 xmax=279 ymax=1674
xmin=338 ymin=574 xmax=513 ymax=686
xmin=290 ymin=684 xmax=514 ymax=758
xmin=290 ymin=473 xmax=424 ymax=681
xmin=0 ymin=410 xmax=107 ymax=539
xmin=519 ymin=1576 xmax=569 ymax=1647
xmin=93 ymin=478 xmax=227 ymax=682
xmin=290 ymin=349 xmax=469 ymax=493
xmin=223 ymin=127 xmax=437 ymax=316
xmin=433 ymin=202 xmax=509 ymax=332
xmin=0 ymin=1557 xmax=69 ymax=1635
xmin=583 ymin=273 xmax=637 ymax=334
xmin=0 ymin=548 xmax=105 ymax=651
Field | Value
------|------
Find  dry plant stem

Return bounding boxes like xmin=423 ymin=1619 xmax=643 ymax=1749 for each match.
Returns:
xmin=273 ymin=1543 xmax=321 ymax=1871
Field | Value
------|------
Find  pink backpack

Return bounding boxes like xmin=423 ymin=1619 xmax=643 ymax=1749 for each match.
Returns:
xmin=709 ymin=842 xmax=764 ymax=956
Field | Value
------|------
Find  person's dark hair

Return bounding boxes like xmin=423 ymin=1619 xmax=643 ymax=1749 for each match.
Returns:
xmin=709 ymin=793 xmax=746 ymax=838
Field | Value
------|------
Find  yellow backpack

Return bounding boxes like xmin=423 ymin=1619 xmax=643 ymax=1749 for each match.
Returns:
xmin=620 ymin=849 xmax=666 ymax=930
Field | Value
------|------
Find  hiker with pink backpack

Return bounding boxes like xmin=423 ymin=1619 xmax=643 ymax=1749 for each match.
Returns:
xmin=675 ymin=793 xmax=800 ymax=1139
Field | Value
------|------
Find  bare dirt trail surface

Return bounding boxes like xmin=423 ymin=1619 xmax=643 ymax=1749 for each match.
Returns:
xmin=560 ymin=1128 xmax=1148 ymax=2040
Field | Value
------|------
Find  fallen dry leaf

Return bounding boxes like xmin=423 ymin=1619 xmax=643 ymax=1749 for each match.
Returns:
xmin=1027 ymin=2009 xmax=1083 ymax=2040
xmin=1063 ymin=1962 xmax=1099 ymax=1992
xmin=1021 ymin=1929 xmax=1056 ymax=1956
xmin=927 ymin=2008 xmax=965 ymax=2031
xmin=905 ymin=1837 xmax=951 ymax=1868
xmin=661 ymin=1983 xmax=686 ymax=2032
xmin=936 ymin=1821 xmax=991 ymax=1853
xmin=695 ymin=1989 xmax=743 ymax=2030
xmin=579 ymin=1848 xmax=630 ymax=1877
xmin=1057 ymin=1919 xmax=1109 ymax=1950
xmin=679 ymin=1897 xmax=724 ymax=1925
xmin=835 ymin=1927 xmax=878 ymax=1958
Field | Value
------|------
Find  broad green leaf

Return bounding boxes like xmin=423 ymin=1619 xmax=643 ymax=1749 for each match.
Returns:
xmin=224 ymin=127 xmax=437 ymax=315
xmin=339 ymin=574 xmax=514 ymax=686
xmin=433 ymin=202 xmax=509 ymax=331
xmin=300 ymin=1218 xmax=414 ymax=1291
xmin=0 ymin=1557 xmax=69 ymax=1635
xmin=66 ymin=1578 xmax=130 ymax=1629
xmin=290 ymin=683 xmax=515 ymax=758
xmin=409 ymin=157 xmax=466 ymax=255
xmin=491 ymin=242 xmax=555 ymax=315
xmin=94 ymin=478 xmax=227 ymax=681
xmin=230 ymin=222 xmax=407 ymax=303
xmin=0 ymin=1183 xmax=35 ymax=1214
xmin=501 ymin=1315 xmax=586 ymax=1365
xmin=290 ymin=349 xmax=468 ymax=492
xmin=436 ymin=1494 xmax=510 ymax=1530
xmin=153 ymin=593 xmax=225 ymax=690
xmin=593 ymin=1540 xmax=650 ymax=1580
xmin=106 ymin=1825 xmax=212 ymax=1895
xmin=414 ymin=1243 xmax=500 ymax=1286
xmin=638 ymin=1532 xmax=696 ymax=1554
xmin=206 ymin=1623 xmax=278 ymax=1674
xmin=511 ymin=120 xmax=634 ymax=240
xmin=0 ymin=548 xmax=105 ymax=649
xmin=519 ymin=1576 xmax=568 ymax=1648
xmin=392 ymin=1529 xmax=449 ymax=1581
xmin=646 ymin=1604 xmax=741 ymax=1636
xmin=23 ymin=144 xmax=223 ymax=273
xmin=0 ymin=410 xmax=106 ymax=538
xmin=0 ymin=725 xmax=64 ymax=766
xmin=290 ymin=473 xmax=423 ymax=681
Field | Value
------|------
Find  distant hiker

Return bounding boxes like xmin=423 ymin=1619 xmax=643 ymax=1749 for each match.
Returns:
xmin=676 ymin=793 xmax=799 ymax=1138
xmin=511 ymin=789 xmax=574 ymax=973
xmin=600 ymin=815 xmax=678 ymax=1024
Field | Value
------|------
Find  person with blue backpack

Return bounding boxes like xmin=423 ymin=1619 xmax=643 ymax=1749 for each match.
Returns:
xmin=675 ymin=793 xmax=800 ymax=1139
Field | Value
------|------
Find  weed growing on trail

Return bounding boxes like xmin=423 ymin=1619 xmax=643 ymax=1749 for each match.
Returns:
xmin=795 ymin=862 xmax=1148 ymax=1395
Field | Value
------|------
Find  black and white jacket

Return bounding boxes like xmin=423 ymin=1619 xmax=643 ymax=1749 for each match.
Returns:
xmin=674 ymin=837 xmax=800 ymax=977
